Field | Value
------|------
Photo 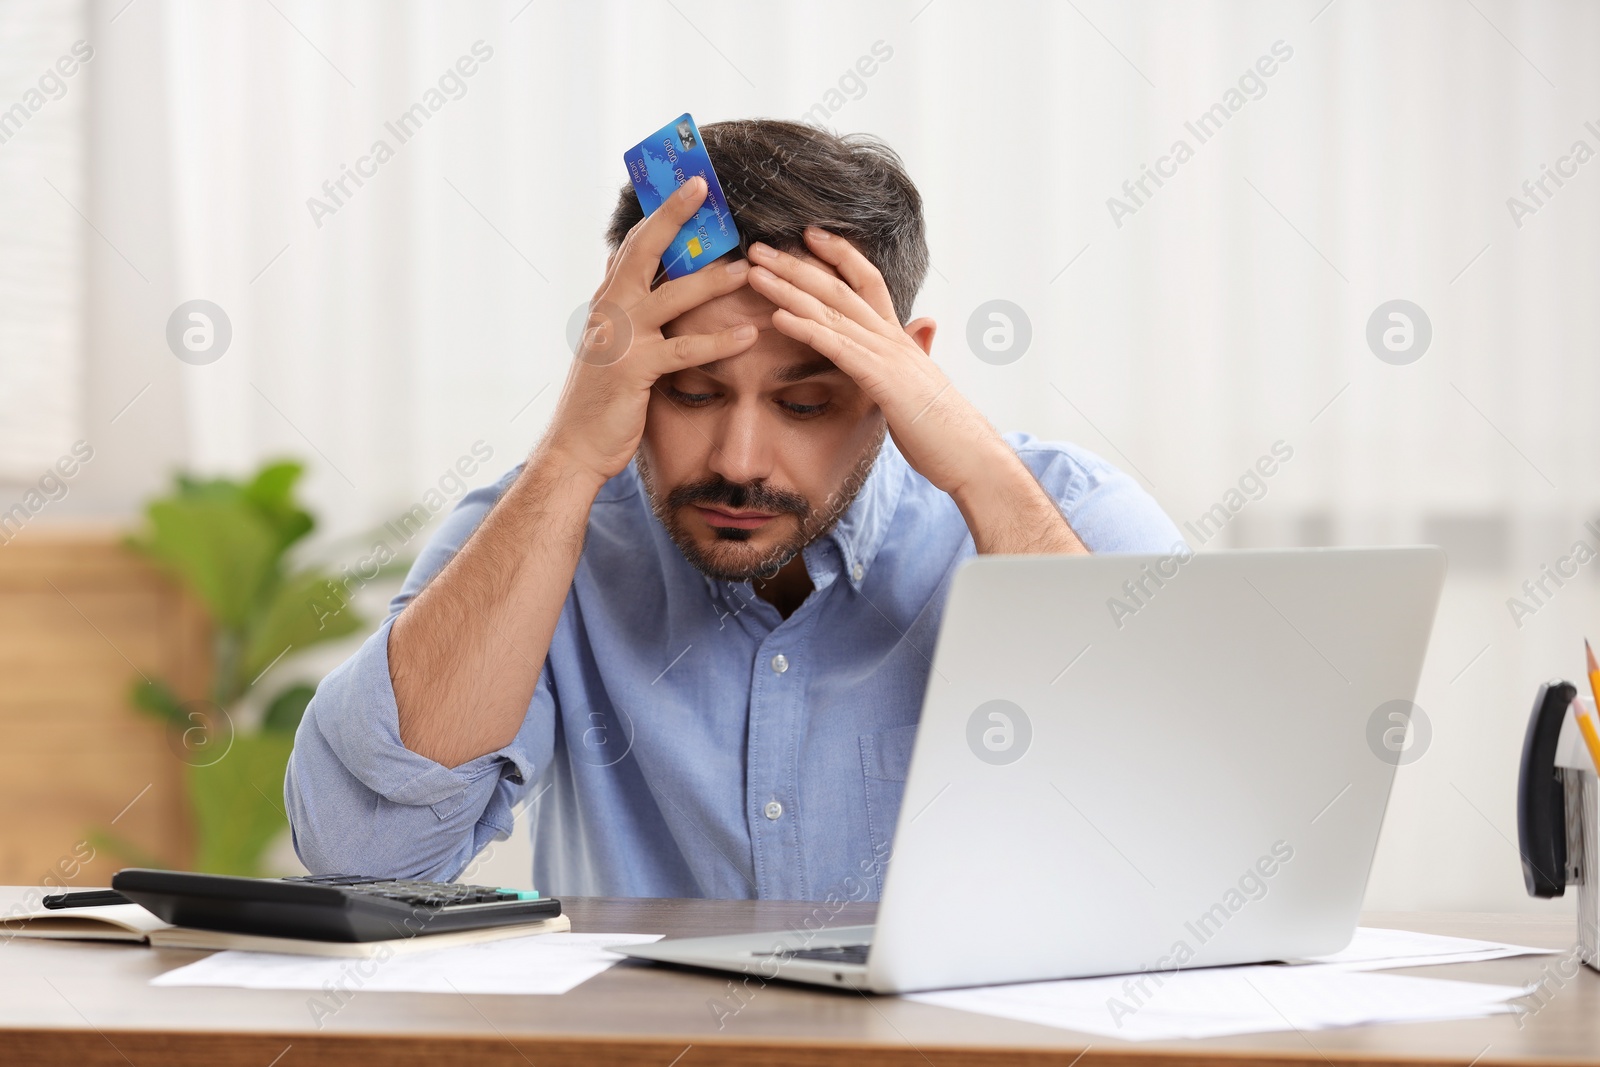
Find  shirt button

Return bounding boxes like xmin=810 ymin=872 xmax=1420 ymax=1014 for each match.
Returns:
xmin=764 ymin=800 xmax=784 ymax=820
xmin=770 ymin=653 xmax=789 ymax=674
xmin=852 ymin=563 xmax=864 ymax=582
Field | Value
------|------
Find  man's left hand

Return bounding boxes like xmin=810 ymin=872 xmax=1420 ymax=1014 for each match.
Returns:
xmin=744 ymin=228 xmax=1005 ymax=500
xmin=746 ymin=228 xmax=1086 ymax=556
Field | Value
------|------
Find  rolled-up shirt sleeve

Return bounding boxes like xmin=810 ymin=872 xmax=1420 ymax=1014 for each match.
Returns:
xmin=1009 ymin=433 xmax=1185 ymax=553
xmin=285 ymin=468 xmax=555 ymax=880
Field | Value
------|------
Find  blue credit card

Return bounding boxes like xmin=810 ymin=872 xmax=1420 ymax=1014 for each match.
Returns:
xmin=623 ymin=113 xmax=741 ymax=279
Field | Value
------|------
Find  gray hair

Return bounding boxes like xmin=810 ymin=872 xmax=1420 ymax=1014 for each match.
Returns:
xmin=606 ymin=118 xmax=929 ymax=324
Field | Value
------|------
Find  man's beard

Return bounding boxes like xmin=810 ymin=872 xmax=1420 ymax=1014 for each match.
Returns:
xmin=637 ymin=425 xmax=886 ymax=583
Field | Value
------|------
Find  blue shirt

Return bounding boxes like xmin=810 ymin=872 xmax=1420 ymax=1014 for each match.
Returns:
xmin=286 ymin=433 xmax=1182 ymax=899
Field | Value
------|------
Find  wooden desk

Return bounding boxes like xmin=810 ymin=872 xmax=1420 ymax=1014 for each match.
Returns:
xmin=1 ymin=890 xmax=1595 ymax=1066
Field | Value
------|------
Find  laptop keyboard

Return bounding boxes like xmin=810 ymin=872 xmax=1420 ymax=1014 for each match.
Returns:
xmin=788 ymin=943 xmax=871 ymax=965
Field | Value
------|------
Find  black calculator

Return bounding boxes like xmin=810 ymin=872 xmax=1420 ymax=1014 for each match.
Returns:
xmin=111 ymin=868 xmax=562 ymax=943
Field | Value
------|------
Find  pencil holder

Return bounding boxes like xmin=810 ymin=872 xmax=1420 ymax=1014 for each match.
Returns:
xmin=1569 ymin=761 xmax=1599 ymax=970
xmin=1556 ymin=695 xmax=1598 ymax=972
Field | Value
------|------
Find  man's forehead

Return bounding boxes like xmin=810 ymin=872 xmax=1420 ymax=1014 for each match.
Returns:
xmin=665 ymin=293 xmax=841 ymax=382
xmin=695 ymin=351 xmax=844 ymax=383
xmin=666 ymin=283 xmax=781 ymax=334
xmin=661 ymin=250 xmax=848 ymax=380
xmin=663 ymin=248 xmax=842 ymax=329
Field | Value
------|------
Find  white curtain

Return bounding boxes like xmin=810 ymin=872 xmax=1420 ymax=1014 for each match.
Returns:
xmin=79 ymin=0 xmax=1600 ymax=912
xmin=0 ymin=0 xmax=86 ymax=479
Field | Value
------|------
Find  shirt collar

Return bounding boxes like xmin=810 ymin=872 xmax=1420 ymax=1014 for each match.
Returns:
xmin=815 ymin=434 xmax=908 ymax=583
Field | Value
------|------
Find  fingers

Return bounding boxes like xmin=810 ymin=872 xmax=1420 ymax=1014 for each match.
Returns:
xmin=619 ymin=176 xmax=709 ymax=284
xmin=800 ymin=227 xmax=901 ymax=325
xmin=746 ymin=241 xmax=895 ymax=339
xmin=654 ymin=321 xmax=759 ymax=375
xmin=770 ymin=308 xmax=944 ymax=411
xmin=633 ymin=257 xmax=752 ymax=328
xmin=747 ymin=255 xmax=888 ymax=356
xmin=768 ymin=308 xmax=875 ymax=383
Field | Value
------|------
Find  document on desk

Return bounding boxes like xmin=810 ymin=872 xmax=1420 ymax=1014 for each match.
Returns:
xmin=907 ymin=966 xmax=1530 ymax=1042
xmin=1297 ymin=925 xmax=1559 ymax=971
xmin=151 ymin=932 xmax=663 ymax=996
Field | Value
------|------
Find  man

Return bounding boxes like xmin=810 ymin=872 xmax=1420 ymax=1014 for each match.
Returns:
xmin=286 ymin=119 xmax=1181 ymax=900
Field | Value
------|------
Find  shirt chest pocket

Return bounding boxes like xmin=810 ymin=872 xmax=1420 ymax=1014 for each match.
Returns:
xmin=858 ymin=723 xmax=920 ymax=898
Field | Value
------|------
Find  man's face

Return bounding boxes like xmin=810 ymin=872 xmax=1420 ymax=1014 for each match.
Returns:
xmin=637 ymin=255 xmax=887 ymax=582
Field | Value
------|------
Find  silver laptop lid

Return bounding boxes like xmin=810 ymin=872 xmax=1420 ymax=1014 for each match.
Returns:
xmin=869 ymin=547 xmax=1446 ymax=992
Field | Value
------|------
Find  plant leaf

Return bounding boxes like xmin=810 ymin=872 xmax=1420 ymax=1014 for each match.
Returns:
xmin=238 ymin=569 xmax=365 ymax=684
xmin=262 ymin=683 xmax=316 ymax=734
xmin=134 ymin=497 xmax=280 ymax=628
xmin=173 ymin=473 xmax=240 ymax=501
xmin=185 ymin=732 xmax=297 ymax=876
xmin=129 ymin=677 xmax=189 ymax=728
xmin=244 ymin=459 xmax=301 ymax=508
xmin=244 ymin=460 xmax=315 ymax=552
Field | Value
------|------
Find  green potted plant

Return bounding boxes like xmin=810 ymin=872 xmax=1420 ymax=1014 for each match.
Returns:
xmin=113 ymin=460 xmax=382 ymax=876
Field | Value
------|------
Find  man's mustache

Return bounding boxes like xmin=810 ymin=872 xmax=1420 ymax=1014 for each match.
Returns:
xmin=667 ymin=476 xmax=809 ymax=517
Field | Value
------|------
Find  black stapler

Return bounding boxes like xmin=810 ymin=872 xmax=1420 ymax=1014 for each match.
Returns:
xmin=1517 ymin=680 xmax=1578 ymax=898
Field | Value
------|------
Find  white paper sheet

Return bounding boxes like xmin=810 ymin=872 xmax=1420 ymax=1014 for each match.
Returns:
xmin=907 ymin=965 xmax=1529 ymax=1042
xmin=151 ymin=932 xmax=663 ymax=995
xmin=1299 ymin=925 xmax=1560 ymax=971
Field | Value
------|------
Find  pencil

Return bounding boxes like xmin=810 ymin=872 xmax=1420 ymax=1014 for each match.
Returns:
xmin=1580 ymin=640 xmax=1600 ymax=776
xmin=1587 ymin=639 xmax=1600 ymax=711
xmin=1576 ymin=711 xmax=1600 ymax=778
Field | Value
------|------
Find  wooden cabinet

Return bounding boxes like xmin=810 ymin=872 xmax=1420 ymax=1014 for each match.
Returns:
xmin=0 ymin=528 xmax=208 ymax=886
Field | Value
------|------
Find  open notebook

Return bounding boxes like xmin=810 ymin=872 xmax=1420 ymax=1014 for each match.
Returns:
xmin=0 ymin=902 xmax=570 ymax=958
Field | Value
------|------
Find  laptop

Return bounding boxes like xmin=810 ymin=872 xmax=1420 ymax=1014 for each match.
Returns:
xmin=617 ymin=547 xmax=1447 ymax=993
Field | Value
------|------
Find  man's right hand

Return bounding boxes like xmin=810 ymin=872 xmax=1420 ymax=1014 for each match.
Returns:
xmin=543 ymin=175 xmax=757 ymax=486
xmin=390 ymin=178 xmax=755 ymax=769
